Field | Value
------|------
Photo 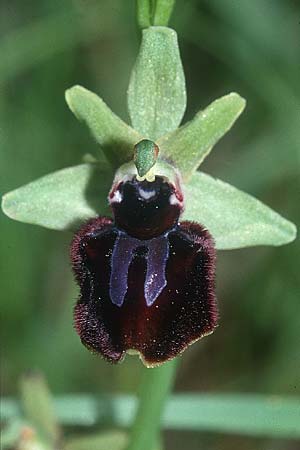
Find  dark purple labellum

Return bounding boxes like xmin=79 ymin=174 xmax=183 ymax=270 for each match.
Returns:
xmin=71 ymin=173 xmax=217 ymax=367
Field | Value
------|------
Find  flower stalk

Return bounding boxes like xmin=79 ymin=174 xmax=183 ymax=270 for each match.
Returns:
xmin=126 ymin=359 xmax=178 ymax=450
xmin=136 ymin=0 xmax=175 ymax=29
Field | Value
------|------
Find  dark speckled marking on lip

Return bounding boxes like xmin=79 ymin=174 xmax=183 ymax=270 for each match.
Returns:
xmin=70 ymin=176 xmax=217 ymax=366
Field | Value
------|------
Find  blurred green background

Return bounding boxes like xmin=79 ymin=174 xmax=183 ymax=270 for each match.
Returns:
xmin=1 ymin=1 xmax=299 ymax=449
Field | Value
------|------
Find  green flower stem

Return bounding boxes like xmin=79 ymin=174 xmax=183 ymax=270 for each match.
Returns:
xmin=153 ymin=0 xmax=176 ymax=26
xmin=126 ymin=359 xmax=178 ymax=450
xmin=136 ymin=0 xmax=152 ymax=29
xmin=136 ymin=0 xmax=176 ymax=29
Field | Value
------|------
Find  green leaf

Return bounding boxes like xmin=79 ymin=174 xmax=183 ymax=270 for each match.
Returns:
xmin=65 ymin=85 xmax=142 ymax=168
xmin=64 ymin=431 xmax=128 ymax=450
xmin=157 ymin=93 xmax=246 ymax=180
xmin=2 ymin=164 xmax=113 ymax=231
xmin=165 ymin=394 xmax=300 ymax=438
xmin=3 ymin=394 xmax=300 ymax=439
xmin=20 ymin=372 xmax=60 ymax=446
xmin=182 ymin=171 xmax=297 ymax=249
xmin=128 ymin=26 xmax=186 ymax=140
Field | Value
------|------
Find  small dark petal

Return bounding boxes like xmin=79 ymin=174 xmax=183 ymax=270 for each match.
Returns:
xmin=71 ymin=217 xmax=217 ymax=366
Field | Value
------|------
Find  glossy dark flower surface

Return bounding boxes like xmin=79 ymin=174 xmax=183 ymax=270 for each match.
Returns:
xmin=71 ymin=173 xmax=217 ymax=366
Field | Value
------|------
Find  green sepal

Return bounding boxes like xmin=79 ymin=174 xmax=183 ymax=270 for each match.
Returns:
xmin=183 ymin=171 xmax=297 ymax=249
xmin=1 ymin=164 xmax=113 ymax=231
xmin=128 ymin=26 xmax=186 ymax=140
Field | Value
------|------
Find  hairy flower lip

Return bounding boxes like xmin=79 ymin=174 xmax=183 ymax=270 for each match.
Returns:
xmin=137 ymin=327 xmax=218 ymax=368
xmin=70 ymin=151 xmax=217 ymax=367
xmin=71 ymin=211 xmax=217 ymax=366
